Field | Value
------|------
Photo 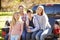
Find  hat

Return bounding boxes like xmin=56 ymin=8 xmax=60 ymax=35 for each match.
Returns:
xmin=38 ymin=5 xmax=44 ymax=10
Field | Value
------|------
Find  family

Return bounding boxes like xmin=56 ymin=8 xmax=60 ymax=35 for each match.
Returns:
xmin=8 ymin=5 xmax=51 ymax=40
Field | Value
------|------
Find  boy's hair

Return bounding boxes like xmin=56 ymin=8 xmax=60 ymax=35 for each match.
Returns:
xmin=27 ymin=9 xmax=33 ymax=13
xmin=55 ymin=21 xmax=59 ymax=25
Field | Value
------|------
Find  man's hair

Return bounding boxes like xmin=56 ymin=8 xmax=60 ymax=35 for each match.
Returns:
xmin=18 ymin=5 xmax=24 ymax=9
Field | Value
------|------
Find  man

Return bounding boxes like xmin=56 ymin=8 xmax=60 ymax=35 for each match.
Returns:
xmin=18 ymin=5 xmax=28 ymax=40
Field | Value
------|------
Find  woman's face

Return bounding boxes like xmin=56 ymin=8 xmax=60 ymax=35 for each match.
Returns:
xmin=36 ymin=7 xmax=43 ymax=16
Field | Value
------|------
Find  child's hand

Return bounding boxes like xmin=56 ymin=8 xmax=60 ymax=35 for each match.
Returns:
xmin=8 ymin=35 xmax=10 ymax=40
xmin=27 ymin=29 xmax=31 ymax=32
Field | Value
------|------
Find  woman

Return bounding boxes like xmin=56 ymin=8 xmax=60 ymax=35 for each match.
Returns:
xmin=9 ymin=13 xmax=23 ymax=40
xmin=29 ymin=5 xmax=51 ymax=40
xmin=26 ymin=9 xmax=35 ymax=40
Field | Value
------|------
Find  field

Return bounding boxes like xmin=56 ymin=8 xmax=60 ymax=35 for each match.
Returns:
xmin=0 ymin=12 xmax=13 ymax=40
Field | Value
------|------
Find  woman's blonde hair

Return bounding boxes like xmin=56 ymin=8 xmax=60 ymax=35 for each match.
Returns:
xmin=10 ymin=12 xmax=19 ymax=26
xmin=36 ymin=5 xmax=44 ymax=15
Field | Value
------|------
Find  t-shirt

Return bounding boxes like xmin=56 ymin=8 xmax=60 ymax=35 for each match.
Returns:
xmin=29 ymin=17 xmax=35 ymax=28
xmin=10 ymin=21 xmax=23 ymax=35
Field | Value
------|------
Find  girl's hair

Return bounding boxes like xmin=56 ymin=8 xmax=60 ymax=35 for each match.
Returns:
xmin=10 ymin=13 xmax=19 ymax=26
xmin=36 ymin=7 xmax=43 ymax=15
xmin=36 ymin=5 xmax=45 ymax=15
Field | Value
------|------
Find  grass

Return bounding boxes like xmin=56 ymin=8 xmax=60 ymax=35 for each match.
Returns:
xmin=0 ymin=12 xmax=13 ymax=28
xmin=0 ymin=12 xmax=14 ymax=16
xmin=0 ymin=12 xmax=13 ymax=40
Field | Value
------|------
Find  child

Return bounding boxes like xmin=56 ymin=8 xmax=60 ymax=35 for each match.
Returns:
xmin=9 ymin=13 xmax=23 ymax=40
xmin=53 ymin=21 xmax=60 ymax=35
xmin=26 ymin=9 xmax=34 ymax=40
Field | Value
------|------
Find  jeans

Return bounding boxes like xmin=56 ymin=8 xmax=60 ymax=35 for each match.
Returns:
xmin=22 ymin=28 xmax=27 ymax=40
xmin=10 ymin=35 xmax=20 ymax=40
xmin=26 ymin=32 xmax=32 ymax=40
xmin=40 ymin=28 xmax=51 ymax=40
xmin=4 ymin=34 xmax=9 ymax=40
xmin=31 ymin=30 xmax=39 ymax=40
xmin=35 ymin=30 xmax=43 ymax=40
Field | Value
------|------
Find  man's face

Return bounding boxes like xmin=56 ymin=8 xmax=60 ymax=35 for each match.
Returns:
xmin=19 ymin=7 xmax=24 ymax=12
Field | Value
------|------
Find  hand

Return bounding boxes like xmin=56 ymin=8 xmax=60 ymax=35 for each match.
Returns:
xmin=27 ymin=29 xmax=31 ymax=32
xmin=8 ymin=36 xmax=10 ymax=40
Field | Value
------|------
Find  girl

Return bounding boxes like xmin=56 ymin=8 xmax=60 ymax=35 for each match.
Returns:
xmin=29 ymin=5 xmax=51 ymax=40
xmin=9 ymin=13 xmax=23 ymax=40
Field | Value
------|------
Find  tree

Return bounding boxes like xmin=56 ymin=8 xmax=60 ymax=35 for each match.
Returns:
xmin=0 ymin=0 xmax=1 ymax=10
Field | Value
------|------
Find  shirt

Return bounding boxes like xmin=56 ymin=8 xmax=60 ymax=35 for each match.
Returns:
xmin=10 ymin=21 xmax=23 ymax=35
xmin=19 ymin=14 xmax=28 ymax=30
xmin=29 ymin=17 xmax=35 ymax=28
xmin=31 ymin=14 xmax=51 ymax=32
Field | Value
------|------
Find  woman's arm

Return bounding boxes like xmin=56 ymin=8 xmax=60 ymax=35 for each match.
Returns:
xmin=43 ymin=14 xmax=51 ymax=29
xmin=8 ymin=26 xmax=11 ymax=40
xmin=9 ymin=22 xmax=12 ymax=35
xmin=30 ymin=16 xmax=40 ymax=32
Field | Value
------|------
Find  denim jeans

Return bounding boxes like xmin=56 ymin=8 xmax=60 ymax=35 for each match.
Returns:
xmin=26 ymin=32 xmax=32 ymax=40
xmin=31 ymin=30 xmax=39 ymax=40
xmin=40 ymin=28 xmax=51 ymax=40
xmin=4 ymin=34 xmax=9 ymax=40
xmin=22 ymin=28 xmax=27 ymax=40
xmin=10 ymin=35 xmax=20 ymax=40
xmin=35 ymin=30 xmax=43 ymax=40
